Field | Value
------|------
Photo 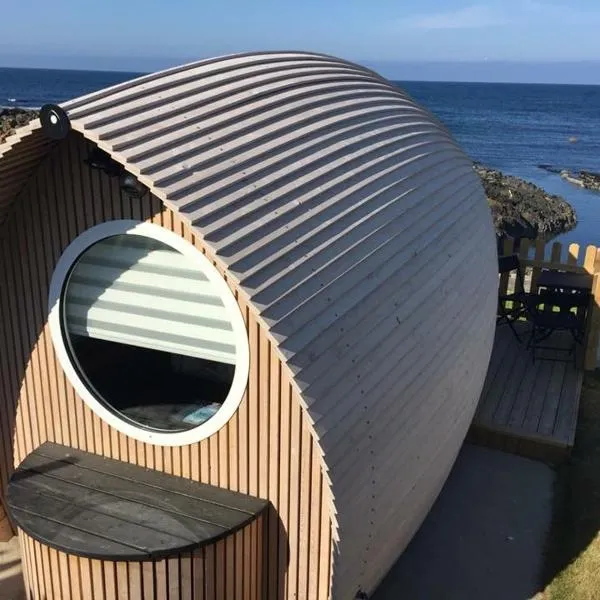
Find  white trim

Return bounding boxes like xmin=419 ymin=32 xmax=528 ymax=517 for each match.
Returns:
xmin=48 ymin=220 xmax=250 ymax=447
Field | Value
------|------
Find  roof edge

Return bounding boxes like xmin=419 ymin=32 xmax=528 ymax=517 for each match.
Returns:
xmin=0 ymin=119 xmax=42 ymax=158
xmin=60 ymin=50 xmax=389 ymax=113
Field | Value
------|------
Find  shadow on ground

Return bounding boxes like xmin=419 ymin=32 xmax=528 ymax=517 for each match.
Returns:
xmin=539 ymin=374 xmax=600 ymax=597
xmin=373 ymin=444 xmax=554 ymax=600
xmin=0 ymin=537 xmax=25 ymax=600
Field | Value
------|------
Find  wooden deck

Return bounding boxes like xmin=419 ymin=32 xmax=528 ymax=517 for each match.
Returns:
xmin=468 ymin=322 xmax=583 ymax=462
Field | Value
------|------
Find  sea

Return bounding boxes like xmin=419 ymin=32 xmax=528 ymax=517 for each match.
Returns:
xmin=2 ymin=66 xmax=600 ymax=249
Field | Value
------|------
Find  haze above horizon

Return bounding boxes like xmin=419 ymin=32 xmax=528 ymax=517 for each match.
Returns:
xmin=2 ymin=0 xmax=600 ymax=84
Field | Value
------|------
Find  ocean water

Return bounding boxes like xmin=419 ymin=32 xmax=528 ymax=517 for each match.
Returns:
xmin=402 ymin=80 xmax=600 ymax=250
xmin=2 ymin=67 xmax=600 ymax=248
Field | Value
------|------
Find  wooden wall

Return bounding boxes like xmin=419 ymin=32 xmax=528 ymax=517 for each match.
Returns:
xmin=0 ymin=495 xmax=12 ymax=541
xmin=19 ymin=517 xmax=264 ymax=600
xmin=0 ymin=132 xmax=333 ymax=600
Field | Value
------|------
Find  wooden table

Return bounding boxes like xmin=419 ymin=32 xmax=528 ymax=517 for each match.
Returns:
xmin=6 ymin=442 xmax=267 ymax=561
xmin=537 ymin=270 xmax=592 ymax=294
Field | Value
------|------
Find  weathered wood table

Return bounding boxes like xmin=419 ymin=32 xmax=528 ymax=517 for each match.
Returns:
xmin=6 ymin=442 xmax=268 ymax=599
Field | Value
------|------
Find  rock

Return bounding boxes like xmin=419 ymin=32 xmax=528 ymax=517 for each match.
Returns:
xmin=539 ymin=164 xmax=600 ymax=192
xmin=579 ymin=170 xmax=600 ymax=192
xmin=474 ymin=163 xmax=576 ymax=240
xmin=561 ymin=171 xmax=586 ymax=188
xmin=0 ymin=108 xmax=39 ymax=144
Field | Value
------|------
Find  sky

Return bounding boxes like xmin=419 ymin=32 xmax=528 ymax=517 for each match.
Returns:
xmin=1 ymin=0 xmax=600 ymax=83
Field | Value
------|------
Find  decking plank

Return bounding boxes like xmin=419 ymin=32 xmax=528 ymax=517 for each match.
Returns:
xmin=554 ymin=368 xmax=583 ymax=445
xmin=470 ymin=322 xmax=582 ymax=462
xmin=492 ymin=339 xmax=531 ymax=427
xmin=537 ymin=362 xmax=568 ymax=437
xmin=476 ymin=328 xmax=521 ymax=424
xmin=520 ymin=359 xmax=554 ymax=437
xmin=506 ymin=353 xmax=542 ymax=431
xmin=476 ymin=327 xmax=513 ymax=407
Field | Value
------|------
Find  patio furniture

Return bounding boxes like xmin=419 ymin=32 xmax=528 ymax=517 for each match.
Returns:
xmin=6 ymin=442 xmax=267 ymax=561
xmin=536 ymin=269 xmax=593 ymax=295
xmin=524 ymin=289 xmax=590 ymax=365
xmin=497 ymin=254 xmax=530 ymax=341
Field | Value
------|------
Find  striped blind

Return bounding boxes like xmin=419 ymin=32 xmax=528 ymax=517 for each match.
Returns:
xmin=63 ymin=234 xmax=236 ymax=364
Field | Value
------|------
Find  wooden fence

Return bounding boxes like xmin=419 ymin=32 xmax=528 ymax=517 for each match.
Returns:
xmin=499 ymin=237 xmax=600 ymax=371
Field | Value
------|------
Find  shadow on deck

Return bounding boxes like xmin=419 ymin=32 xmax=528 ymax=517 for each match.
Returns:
xmin=468 ymin=321 xmax=583 ymax=462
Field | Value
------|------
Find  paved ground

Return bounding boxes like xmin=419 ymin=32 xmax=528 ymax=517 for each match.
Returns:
xmin=0 ymin=537 xmax=25 ymax=600
xmin=373 ymin=443 xmax=555 ymax=600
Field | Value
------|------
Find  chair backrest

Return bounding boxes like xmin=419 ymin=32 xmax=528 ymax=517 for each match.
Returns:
xmin=498 ymin=254 xmax=527 ymax=293
xmin=498 ymin=254 xmax=520 ymax=274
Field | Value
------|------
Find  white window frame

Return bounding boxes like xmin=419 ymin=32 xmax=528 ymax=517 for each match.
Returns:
xmin=48 ymin=220 xmax=250 ymax=447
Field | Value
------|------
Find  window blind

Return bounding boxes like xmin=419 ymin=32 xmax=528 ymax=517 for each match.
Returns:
xmin=64 ymin=235 xmax=236 ymax=365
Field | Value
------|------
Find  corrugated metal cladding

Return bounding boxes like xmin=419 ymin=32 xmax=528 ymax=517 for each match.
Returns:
xmin=0 ymin=51 xmax=498 ymax=598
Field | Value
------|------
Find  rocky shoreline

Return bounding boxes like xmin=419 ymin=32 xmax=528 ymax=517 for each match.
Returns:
xmin=0 ymin=107 xmax=39 ymax=144
xmin=538 ymin=164 xmax=600 ymax=193
xmin=475 ymin=163 xmax=576 ymax=240
xmin=1 ymin=108 xmax=578 ymax=240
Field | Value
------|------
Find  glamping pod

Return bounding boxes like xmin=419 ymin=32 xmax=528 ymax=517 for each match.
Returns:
xmin=0 ymin=52 xmax=497 ymax=599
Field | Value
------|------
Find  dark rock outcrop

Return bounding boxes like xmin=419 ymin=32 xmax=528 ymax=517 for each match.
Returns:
xmin=475 ymin=164 xmax=577 ymax=239
xmin=0 ymin=108 xmax=39 ymax=144
xmin=538 ymin=164 xmax=600 ymax=193
xmin=579 ymin=171 xmax=600 ymax=191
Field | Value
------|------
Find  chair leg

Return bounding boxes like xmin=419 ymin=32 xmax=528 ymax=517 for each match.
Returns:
xmin=506 ymin=318 xmax=522 ymax=342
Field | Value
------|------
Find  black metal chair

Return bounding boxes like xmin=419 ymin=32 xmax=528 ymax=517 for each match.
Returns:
xmin=497 ymin=254 xmax=530 ymax=341
xmin=524 ymin=290 xmax=590 ymax=365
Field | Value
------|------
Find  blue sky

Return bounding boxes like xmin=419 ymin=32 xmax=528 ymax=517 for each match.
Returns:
xmin=1 ymin=0 xmax=600 ymax=82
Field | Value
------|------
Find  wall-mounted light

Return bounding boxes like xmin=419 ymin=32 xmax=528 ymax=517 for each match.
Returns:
xmin=40 ymin=104 xmax=71 ymax=140
xmin=85 ymin=147 xmax=123 ymax=177
xmin=120 ymin=172 xmax=148 ymax=199
xmin=85 ymin=146 xmax=148 ymax=199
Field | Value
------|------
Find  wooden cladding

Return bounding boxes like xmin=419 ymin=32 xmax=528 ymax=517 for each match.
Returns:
xmin=498 ymin=237 xmax=600 ymax=370
xmin=0 ymin=496 xmax=13 ymax=541
xmin=19 ymin=517 xmax=264 ymax=600
xmin=0 ymin=132 xmax=333 ymax=599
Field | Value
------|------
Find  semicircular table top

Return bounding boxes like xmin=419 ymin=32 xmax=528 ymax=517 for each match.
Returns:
xmin=6 ymin=443 xmax=267 ymax=561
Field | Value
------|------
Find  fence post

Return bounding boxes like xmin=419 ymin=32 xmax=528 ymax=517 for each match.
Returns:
xmin=584 ymin=248 xmax=600 ymax=371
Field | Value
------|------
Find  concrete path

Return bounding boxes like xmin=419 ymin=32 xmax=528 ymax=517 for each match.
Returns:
xmin=373 ymin=444 xmax=554 ymax=600
xmin=0 ymin=537 xmax=25 ymax=600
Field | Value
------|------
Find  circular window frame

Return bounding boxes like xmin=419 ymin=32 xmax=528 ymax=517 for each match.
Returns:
xmin=48 ymin=220 xmax=250 ymax=447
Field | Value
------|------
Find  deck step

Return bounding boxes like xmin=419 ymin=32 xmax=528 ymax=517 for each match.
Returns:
xmin=469 ymin=322 xmax=583 ymax=463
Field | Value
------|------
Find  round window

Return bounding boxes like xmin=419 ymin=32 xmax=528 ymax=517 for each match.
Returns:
xmin=48 ymin=221 xmax=249 ymax=446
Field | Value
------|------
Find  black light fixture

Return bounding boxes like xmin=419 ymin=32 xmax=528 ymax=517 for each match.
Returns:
xmin=40 ymin=104 xmax=71 ymax=140
xmin=85 ymin=147 xmax=123 ymax=177
xmin=119 ymin=172 xmax=148 ymax=199
xmin=85 ymin=145 xmax=148 ymax=199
